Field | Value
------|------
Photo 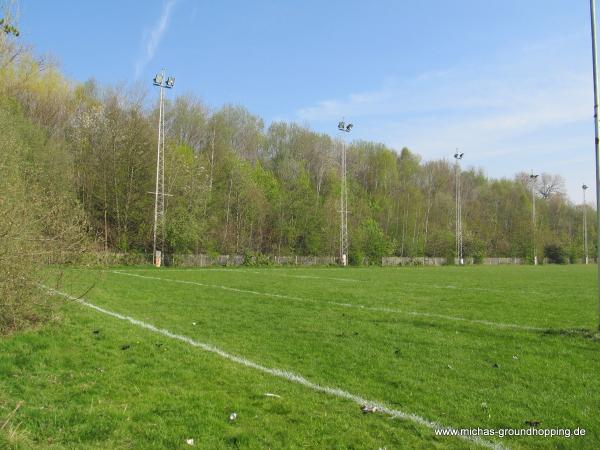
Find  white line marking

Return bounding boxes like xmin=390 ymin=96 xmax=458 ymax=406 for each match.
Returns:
xmin=119 ymin=267 xmax=361 ymax=283
xmin=241 ymin=269 xmax=360 ymax=283
xmin=44 ymin=286 xmax=504 ymax=450
xmin=111 ymin=271 xmax=548 ymax=332
xmin=400 ymin=282 xmax=541 ymax=296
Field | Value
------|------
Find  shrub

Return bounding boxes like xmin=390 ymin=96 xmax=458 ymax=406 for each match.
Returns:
xmin=348 ymin=250 xmax=365 ymax=266
xmin=544 ymin=244 xmax=567 ymax=264
xmin=242 ymin=251 xmax=272 ymax=267
xmin=0 ymin=99 xmax=87 ymax=334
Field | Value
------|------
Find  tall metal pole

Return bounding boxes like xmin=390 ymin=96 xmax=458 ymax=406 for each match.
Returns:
xmin=529 ymin=173 xmax=539 ymax=265
xmin=152 ymin=69 xmax=165 ymax=267
xmin=151 ymin=70 xmax=174 ymax=267
xmin=340 ymin=140 xmax=348 ymax=266
xmin=455 ymin=156 xmax=458 ymax=264
xmin=160 ymin=81 xmax=167 ymax=248
xmin=590 ymin=0 xmax=600 ymax=329
xmin=458 ymin=161 xmax=463 ymax=264
xmin=456 ymin=159 xmax=460 ymax=263
xmin=583 ymin=184 xmax=589 ymax=264
xmin=453 ymin=151 xmax=464 ymax=265
xmin=532 ymin=179 xmax=537 ymax=266
xmin=337 ymin=120 xmax=352 ymax=266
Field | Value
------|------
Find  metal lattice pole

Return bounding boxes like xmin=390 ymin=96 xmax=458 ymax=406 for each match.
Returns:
xmin=340 ymin=141 xmax=347 ymax=265
xmin=455 ymin=162 xmax=459 ymax=262
xmin=152 ymin=71 xmax=164 ymax=267
xmin=453 ymin=151 xmax=464 ymax=265
xmin=151 ymin=70 xmax=175 ymax=267
xmin=532 ymin=179 xmax=536 ymax=265
xmin=458 ymin=162 xmax=463 ymax=264
xmin=337 ymin=120 xmax=353 ymax=266
xmin=583 ymin=184 xmax=589 ymax=264
xmin=529 ymin=173 xmax=539 ymax=266
xmin=160 ymin=84 xmax=167 ymax=249
xmin=590 ymin=0 xmax=600 ymax=330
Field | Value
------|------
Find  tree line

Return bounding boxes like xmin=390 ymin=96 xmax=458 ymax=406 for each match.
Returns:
xmin=1 ymin=17 xmax=596 ymax=268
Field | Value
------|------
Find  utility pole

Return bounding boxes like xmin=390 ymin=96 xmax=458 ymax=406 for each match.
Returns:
xmin=152 ymin=70 xmax=175 ymax=267
xmin=583 ymin=184 xmax=589 ymax=264
xmin=453 ymin=151 xmax=464 ymax=265
xmin=337 ymin=120 xmax=353 ymax=266
xmin=590 ymin=0 xmax=600 ymax=330
xmin=530 ymin=173 xmax=539 ymax=266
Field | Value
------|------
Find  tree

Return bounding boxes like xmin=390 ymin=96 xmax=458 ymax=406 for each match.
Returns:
xmin=544 ymin=243 xmax=567 ymax=264
xmin=0 ymin=18 xmax=18 ymax=36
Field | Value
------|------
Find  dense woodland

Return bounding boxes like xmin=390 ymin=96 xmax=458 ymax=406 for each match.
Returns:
xmin=1 ymin=16 xmax=596 ymax=269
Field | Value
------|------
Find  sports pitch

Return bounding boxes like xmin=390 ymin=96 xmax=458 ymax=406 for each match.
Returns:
xmin=2 ymin=265 xmax=600 ymax=449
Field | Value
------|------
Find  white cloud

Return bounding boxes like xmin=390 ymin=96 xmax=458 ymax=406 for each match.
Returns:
xmin=134 ymin=0 xmax=177 ymax=80
xmin=295 ymin=34 xmax=595 ymax=202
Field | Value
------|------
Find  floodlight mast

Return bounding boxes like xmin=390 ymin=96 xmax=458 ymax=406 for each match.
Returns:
xmin=453 ymin=151 xmax=464 ymax=265
xmin=590 ymin=0 xmax=600 ymax=330
xmin=529 ymin=173 xmax=539 ymax=266
xmin=152 ymin=69 xmax=174 ymax=267
xmin=337 ymin=120 xmax=352 ymax=266
xmin=583 ymin=184 xmax=589 ymax=264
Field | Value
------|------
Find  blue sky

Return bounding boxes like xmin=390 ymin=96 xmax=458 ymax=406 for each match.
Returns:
xmin=20 ymin=0 xmax=597 ymax=202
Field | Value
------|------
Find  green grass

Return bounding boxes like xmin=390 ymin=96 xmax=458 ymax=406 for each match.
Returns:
xmin=1 ymin=265 xmax=600 ymax=449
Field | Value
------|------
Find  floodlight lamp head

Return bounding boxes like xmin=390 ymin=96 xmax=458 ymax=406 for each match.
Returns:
xmin=153 ymin=73 xmax=164 ymax=86
xmin=459 ymin=153 xmax=464 ymax=158
xmin=166 ymin=77 xmax=175 ymax=88
xmin=583 ymin=184 xmax=589 ymax=190
xmin=346 ymin=123 xmax=353 ymax=132
xmin=338 ymin=121 xmax=346 ymax=131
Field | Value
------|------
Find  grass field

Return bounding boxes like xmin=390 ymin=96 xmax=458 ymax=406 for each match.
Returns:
xmin=1 ymin=265 xmax=600 ymax=449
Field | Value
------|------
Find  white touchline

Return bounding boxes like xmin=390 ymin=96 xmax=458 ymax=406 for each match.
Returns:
xmin=121 ymin=267 xmax=361 ymax=283
xmin=399 ymin=282 xmax=542 ymax=296
xmin=217 ymin=268 xmax=361 ymax=283
xmin=110 ymin=271 xmax=548 ymax=332
xmin=43 ymin=285 xmax=504 ymax=450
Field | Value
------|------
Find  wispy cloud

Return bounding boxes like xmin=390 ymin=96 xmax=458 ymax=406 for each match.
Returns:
xmin=134 ymin=0 xmax=177 ymax=80
xmin=298 ymin=66 xmax=589 ymax=153
xmin=295 ymin=33 xmax=595 ymax=201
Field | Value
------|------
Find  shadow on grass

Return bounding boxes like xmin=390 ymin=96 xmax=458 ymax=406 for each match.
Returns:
xmin=541 ymin=327 xmax=600 ymax=341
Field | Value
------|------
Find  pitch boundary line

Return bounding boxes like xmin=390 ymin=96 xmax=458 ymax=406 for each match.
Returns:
xmin=111 ymin=271 xmax=547 ymax=332
xmin=398 ymin=282 xmax=542 ymax=296
xmin=70 ymin=268 xmax=548 ymax=295
xmin=206 ymin=268 xmax=361 ymax=283
xmin=116 ymin=267 xmax=361 ymax=283
xmin=44 ymin=286 xmax=504 ymax=450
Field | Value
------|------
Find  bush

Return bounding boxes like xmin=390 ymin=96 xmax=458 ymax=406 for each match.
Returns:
xmin=462 ymin=233 xmax=484 ymax=264
xmin=544 ymin=244 xmax=567 ymax=264
xmin=351 ymin=219 xmax=393 ymax=265
xmin=0 ymin=99 xmax=87 ymax=334
xmin=443 ymin=249 xmax=456 ymax=265
xmin=472 ymin=253 xmax=484 ymax=264
xmin=348 ymin=250 xmax=365 ymax=266
xmin=242 ymin=251 xmax=272 ymax=266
